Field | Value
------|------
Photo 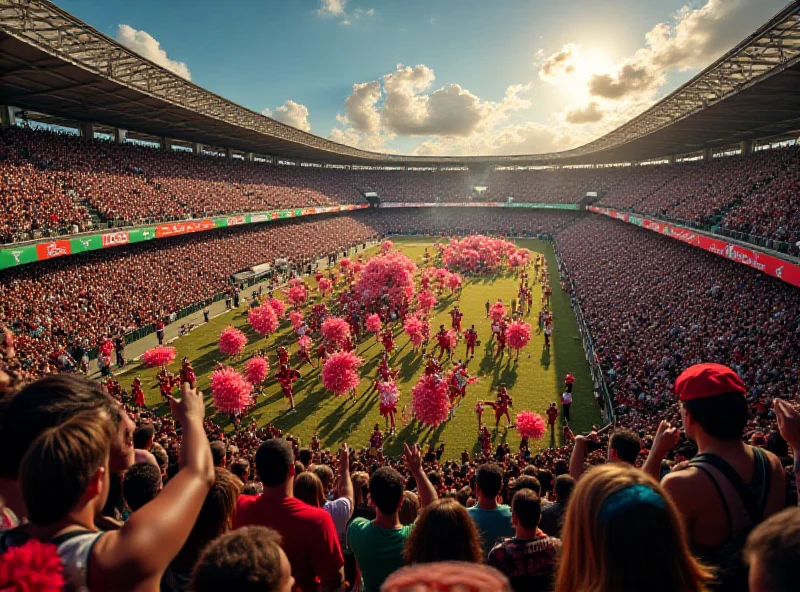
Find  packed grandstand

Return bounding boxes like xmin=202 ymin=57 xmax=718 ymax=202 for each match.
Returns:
xmin=1 ymin=1 xmax=800 ymax=592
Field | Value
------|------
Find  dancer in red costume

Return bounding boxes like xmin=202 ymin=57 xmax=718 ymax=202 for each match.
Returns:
xmin=277 ymin=345 xmax=289 ymax=367
xmin=157 ymin=366 xmax=176 ymax=403
xmin=296 ymin=340 xmax=317 ymax=369
xmin=131 ymin=376 xmax=146 ymax=408
xmin=495 ymin=326 xmax=507 ymax=360
xmin=179 ymin=357 xmax=196 ymax=389
xmin=479 ymin=425 xmax=492 ymax=457
xmin=489 ymin=384 xmax=513 ymax=429
xmin=435 ymin=325 xmax=453 ymax=361
xmin=475 ymin=400 xmax=485 ymax=431
xmin=275 ymin=363 xmax=301 ymax=412
xmin=105 ymin=376 xmax=121 ymax=400
xmin=449 ymin=306 xmax=463 ymax=333
xmin=381 ymin=327 xmax=395 ymax=355
xmin=370 ymin=424 xmax=384 ymax=451
xmin=464 ymin=325 xmax=478 ymax=359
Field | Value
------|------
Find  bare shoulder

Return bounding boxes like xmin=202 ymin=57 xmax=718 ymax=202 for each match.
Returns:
xmin=661 ymin=465 xmax=704 ymax=497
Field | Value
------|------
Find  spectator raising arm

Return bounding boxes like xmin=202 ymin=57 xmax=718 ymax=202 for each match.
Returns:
xmin=337 ymin=443 xmax=354 ymax=513
xmin=404 ymin=443 xmax=437 ymax=508
xmin=642 ymin=420 xmax=680 ymax=482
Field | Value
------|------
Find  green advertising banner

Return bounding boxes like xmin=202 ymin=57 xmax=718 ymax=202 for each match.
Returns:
xmin=214 ymin=217 xmax=228 ymax=228
xmin=0 ymin=244 xmax=38 ymax=270
xmin=505 ymin=203 xmax=581 ymax=210
xmin=70 ymin=234 xmax=103 ymax=254
xmin=129 ymin=227 xmax=156 ymax=243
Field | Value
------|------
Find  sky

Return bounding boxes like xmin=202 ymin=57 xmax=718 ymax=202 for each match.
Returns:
xmin=58 ymin=0 xmax=789 ymax=156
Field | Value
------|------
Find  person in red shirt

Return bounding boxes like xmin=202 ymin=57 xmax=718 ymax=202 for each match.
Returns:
xmin=464 ymin=325 xmax=478 ymax=359
xmin=233 ymin=439 xmax=344 ymax=592
xmin=277 ymin=346 xmax=289 ymax=367
xmin=381 ymin=328 xmax=395 ymax=355
xmin=131 ymin=376 xmax=146 ymax=408
xmin=494 ymin=385 xmax=513 ymax=429
xmin=276 ymin=364 xmax=301 ymax=413
xmin=564 ymin=372 xmax=575 ymax=394
xmin=180 ymin=357 xmax=196 ymax=389
xmin=546 ymin=402 xmax=559 ymax=434
xmin=435 ymin=325 xmax=452 ymax=361
xmin=155 ymin=320 xmax=165 ymax=345
xmin=449 ymin=306 xmax=463 ymax=333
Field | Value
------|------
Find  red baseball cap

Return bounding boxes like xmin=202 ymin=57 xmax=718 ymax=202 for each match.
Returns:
xmin=674 ymin=363 xmax=746 ymax=402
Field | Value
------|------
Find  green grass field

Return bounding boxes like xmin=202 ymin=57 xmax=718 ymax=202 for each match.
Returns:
xmin=128 ymin=237 xmax=597 ymax=459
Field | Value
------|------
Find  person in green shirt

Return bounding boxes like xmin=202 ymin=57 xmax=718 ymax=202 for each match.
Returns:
xmin=347 ymin=444 xmax=437 ymax=592
xmin=467 ymin=462 xmax=514 ymax=558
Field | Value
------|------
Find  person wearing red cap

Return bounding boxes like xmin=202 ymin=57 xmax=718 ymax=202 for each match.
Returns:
xmin=650 ymin=363 xmax=786 ymax=592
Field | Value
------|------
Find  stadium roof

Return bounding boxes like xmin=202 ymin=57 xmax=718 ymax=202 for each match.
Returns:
xmin=0 ymin=0 xmax=799 ymax=166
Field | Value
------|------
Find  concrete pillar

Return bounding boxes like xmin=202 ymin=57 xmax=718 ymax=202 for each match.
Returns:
xmin=0 ymin=105 xmax=16 ymax=127
xmin=81 ymin=122 xmax=94 ymax=139
xmin=225 ymin=147 xmax=232 ymax=161
xmin=114 ymin=128 xmax=127 ymax=144
xmin=193 ymin=142 xmax=203 ymax=155
xmin=245 ymin=152 xmax=254 ymax=162
xmin=702 ymin=147 xmax=713 ymax=161
xmin=668 ymin=154 xmax=676 ymax=165
xmin=160 ymin=137 xmax=172 ymax=151
xmin=740 ymin=140 xmax=753 ymax=156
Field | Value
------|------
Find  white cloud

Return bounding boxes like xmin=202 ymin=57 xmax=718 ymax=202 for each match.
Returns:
xmin=587 ymin=60 xmax=662 ymax=100
xmin=116 ymin=24 xmax=191 ymax=80
xmin=316 ymin=0 xmax=374 ymax=25
xmin=339 ymin=81 xmax=382 ymax=133
xmin=538 ymin=44 xmax=581 ymax=81
xmin=262 ymin=100 xmax=311 ymax=132
xmin=413 ymin=121 xmax=573 ymax=157
xmin=329 ymin=127 xmax=395 ymax=153
xmin=564 ymin=101 xmax=604 ymax=124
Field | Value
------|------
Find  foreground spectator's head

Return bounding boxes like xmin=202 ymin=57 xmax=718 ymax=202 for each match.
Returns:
xmin=255 ymin=439 xmax=295 ymax=489
xmin=293 ymin=471 xmax=325 ymax=508
xmin=475 ymin=463 xmax=503 ymax=500
xmin=745 ymin=507 xmax=800 ymax=592
xmin=123 ymin=462 xmax=163 ymax=511
xmin=383 ymin=562 xmax=510 ymax=592
xmin=369 ymin=467 xmax=404 ymax=517
xmin=230 ymin=458 xmax=250 ymax=483
xmin=19 ymin=410 xmax=113 ymax=526
xmin=210 ymin=441 xmax=227 ymax=468
xmin=312 ymin=464 xmax=334 ymax=492
xmin=399 ymin=490 xmax=420 ymax=525
xmin=608 ymin=430 xmax=641 ymax=464
xmin=511 ymin=488 xmax=542 ymax=532
xmin=133 ymin=423 xmax=155 ymax=450
xmin=554 ymin=474 xmax=576 ymax=503
xmin=557 ymin=464 xmax=710 ymax=592
xmin=405 ymin=498 xmax=483 ymax=565
xmin=676 ymin=363 xmax=749 ymax=443
xmin=191 ymin=526 xmax=294 ymax=592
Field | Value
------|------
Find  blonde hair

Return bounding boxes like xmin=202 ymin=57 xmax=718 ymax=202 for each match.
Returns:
xmin=556 ymin=464 xmax=711 ymax=592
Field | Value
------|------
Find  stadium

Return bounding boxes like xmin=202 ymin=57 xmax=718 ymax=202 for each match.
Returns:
xmin=0 ymin=0 xmax=799 ymax=590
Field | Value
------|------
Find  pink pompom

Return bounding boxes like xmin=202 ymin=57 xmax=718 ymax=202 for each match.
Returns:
xmin=142 ymin=346 xmax=176 ymax=367
xmin=339 ymin=257 xmax=352 ymax=269
xmin=248 ymin=305 xmax=278 ymax=336
xmin=321 ymin=317 xmax=351 ymax=348
xmin=366 ymin=313 xmax=382 ymax=334
xmin=506 ymin=321 xmax=532 ymax=351
xmin=0 ymin=539 xmax=65 ymax=592
xmin=516 ymin=411 xmax=546 ymax=440
xmin=417 ymin=289 xmax=437 ymax=313
xmin=287 ymin=285 xmax=307 ymax=307
xmin=289 ymin=310 xmax=304 ymax=329
xmin=318 ymin=278 xmax=333 ymax=295
xmin=445 ymin=329 xmax=458 ymax=349
xmin=354 ymin=261 xmax=364 ymax=274
xmin=268 ymin=298 xmax=286 ymax=319
xmin=377 ymin=380 xmax=400 ymax=407
xmin=381 ymin=240 xmax=394 ymax=252
xmin=289 ymin=278 xmax=303 ymax=288
xmin=489 ymin=301 xmax=507 ymax=323
xmin=211 ymin=366 xmax=253 ymax=415
xmin=403 ymin=314 xmax=428 ymax=347
xmin=354 ymin=251 xmax=417 ymax=310
xmin=321 ymin=350 xmax=363 ymax=395
xmin=298 ymin=335 xmax=312 ymax=351
xmin=245 ymin=356 xmax=270 ymax=385
xmin=446 ymin=273 xmax=463 ymax=291
xmin=411 ymin=374 xmax=450 ymax=427
xmin=219 ymin=326 xmax=248 ymax=357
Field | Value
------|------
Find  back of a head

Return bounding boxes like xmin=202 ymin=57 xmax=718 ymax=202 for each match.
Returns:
xmin=554 ymin=474 xmax=576 ymax=503
xmin=369 ymin=466 xmax=404 ymax=516
xmin=512 ymin=488 xmax=542 ymax=530
xmin=20 ymin=410 xmax=113 ymax=526
xmin=511 ymin=475 xmax=541 ymax=496
xmin=745 ymin=507 xmax=800 ymax=592
xmin=536 ymin=469 xmax=553 ymax=494
xmin=185 ymin=468 xmax=243 ymax=551
xmin=399 ymin=490 xmax=420 ymax=525
xmin=609 ymin=430 xmax=641 ymax=465
xmin=231 ymin=458 xmax=250 ymax=482
xmin=255 ymin=439 xmax=294 ymax=488
xmin=123 ymin=462 xmax=162 ymax=511
xmin=405 ymin=498 xmax=483 ymax=565
xmin=133 ymin=423 xmax=155 ymax=450
xmin=297 ymin=448 xmax=312 ymax=468
xmin=475 ymin=463 xmax=503 ymax=499
xmin=676 ymin=363 xmax=749 ymax=442
xmin=0 ymin=374 xmax=120 ymax=479
xmin=293 ymin=471 xmax=324 ymax=507
xmin=312 ymin=464 xmax=334 ymax=491
xmin=210 ymin=441 xmax=227 ymax=467
xmin=557 ymin=464 xmax=710 ymax=592
xmin=191 ymin=526 xmax=292 ymax=592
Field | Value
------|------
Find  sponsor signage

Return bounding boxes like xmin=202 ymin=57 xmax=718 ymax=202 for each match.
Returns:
xmin=155 ymin=219 xmax=215 ymax=239
xmin=35 ymin=240 xmax=71 ymax=261
xmin=0 ymin=245 xmax=38 ymax=269
xmin=70 ymin=235 xmax=102 ymax=253
xmin=101 ymin=231 xmax=130 ymax=248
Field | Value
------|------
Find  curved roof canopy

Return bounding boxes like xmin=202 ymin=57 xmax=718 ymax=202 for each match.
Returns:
xmin=0 ymin=0 xmax=799 ymax=165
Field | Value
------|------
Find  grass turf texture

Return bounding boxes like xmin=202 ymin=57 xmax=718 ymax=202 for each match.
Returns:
xmin=130 ymin=237 xmax=598 ymax=459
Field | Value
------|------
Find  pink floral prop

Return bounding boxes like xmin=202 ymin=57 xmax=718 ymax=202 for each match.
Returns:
xmin=353 ymin=261 xmax=364 ymax=274
xmin=289 ymin=310 xmax=304 ymax=329
xmin=321 ymin=317 xmax=351 ymax=348
xmin=298 ymin=335 xmax=312 ymax=351
xmin=489 ymin=301 xmax=507 ymax=323
xmin=0 ymin=539 xmax=65 ymax=592
xmin=142 ymin=346 xmax=176 ymax=367
xmin=417 ymin=289 xmax=437 ymax=313
xmin=516 ymin=411 xmax=547 ymax=440
xmin=245 ymin=356 xmax=270 ymax=385
xmin=288 ymin=278 xmax=303 ymax=288
xmin=322 ymin=350 xmax=363 ymax=395
xmin=248 ymin=305 xmax=278 ymax=336
xmin=441 ymin=235 xmax=520 ymax=274
xmin=403 ymin=314 xmax=428 ymax=348
xmin=381 ymin=240 xmax=394 ymax=252
xmin=411 ymin=374 xmax=450 ymax=427
xmin=287 ymin=285 xmax=307 ymax=307
xmin=211 ymin=366 xmax=253 ymax=415
xmin=268 ymin=298 xmax=286 ymax=319
xmin=446 ymin=272 xmax=463 ymax=291
xmin=219 ymin=326 xmax=248 ymax=356
xmin=506 ymin=321 xmax=532 ymax=351
xmin=378 ymin=380 xmax=400 ymax=407
xmin=318 ymin=278 xmax=333 ymax=295
xmin=355 ymin=251 xmax=417 ymax=310
xmin=366 ymin=313 xmax=382 ymax=334
xmin=445 ymin=329 xmax=458 ymax=349
xmin=339 ymin=257 xmax=352 ymax=269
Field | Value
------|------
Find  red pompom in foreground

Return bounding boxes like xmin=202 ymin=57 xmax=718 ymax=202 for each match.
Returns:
xmin=366 ymin=313 xmax=382 ymax=334
xmin=0 ymin=539 xmax=65 ymax=592
xmin=287 ymin=285 xmax=307 ymax=307
xmin=411 ymin=374 xmax=450 ymax=427
xmin=245 ymin=356 xmax=270 ymax=385
xmin=219 ymin=326 xmax=248 ymax=357
xmin=321 ymin=317 xmax=351 ymax=348
xmin=142 ymin=346 xmax=177 ymax=367
xmin=321 ymin=350 xmax=363 ymax=395
xmin=211 ymin=366 xmax=253 ymax=415
xmin=248 ymin=304 xmax=279 ymax=336
xmin=516 ymin=411 xmax=547 ymax=440
xmin=381 ymin=240 xmax=394 ymax=252
xmin=506 ymin=321 xmax=532 ymax=351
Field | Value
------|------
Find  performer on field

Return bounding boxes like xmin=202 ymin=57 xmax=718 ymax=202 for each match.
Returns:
xmin=277 ymin=345 xmax=290 ymax=367
xmin=464 ymin=325 xmax=478 ymax=359
xmin=276 ymin=363 xmax=301 ymax=413
xmin=381 ymin=327 xmax=395 ymax=356
xmin=491 ymin=384 xmax=513 ymax=429
xmin=449 ymin=305 xmax=463 ymax=333
xmin=180 ymin=357 xmax=196 ymax=389
xmin=131 ymin=376 xmax=146 ymax=408
xmin=436 ymin=325 xmax=453 ymax=361
xmin=546 ymin=402 xmax=559 ymax=434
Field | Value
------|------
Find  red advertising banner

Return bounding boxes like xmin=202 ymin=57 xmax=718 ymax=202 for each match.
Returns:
xmin=35 ymin=240 xmax=72 ymax=261
xmin=102 ymin=231 xmax=130 ymax=248
xmin=155 ymin=219 xmax=215 ymax=239
xmin=226 ymin=215 xmax=246 ymax=226
xmin=589 ymin=207 xmax=800 ymax=289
